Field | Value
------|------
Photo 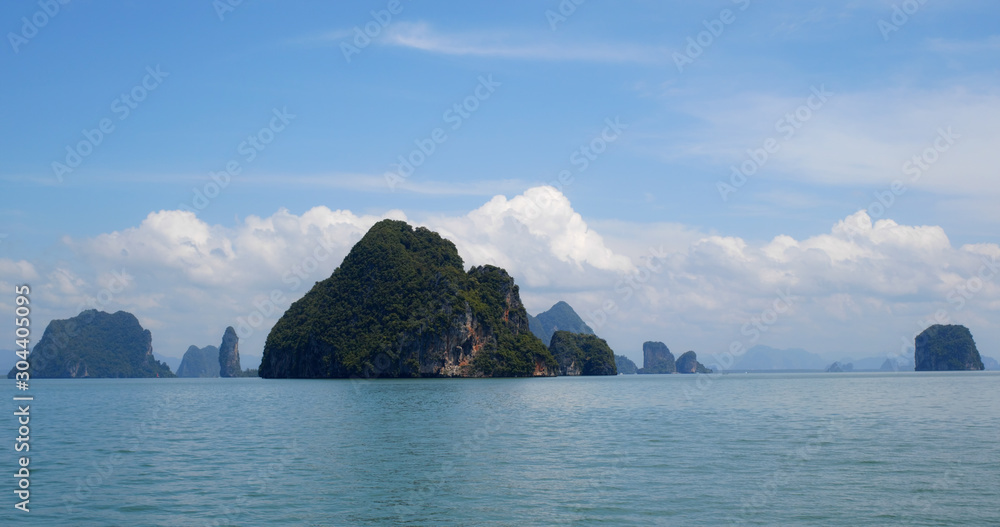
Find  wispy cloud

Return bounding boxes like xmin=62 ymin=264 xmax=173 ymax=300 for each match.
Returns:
xmin=298 ymin=21 xmax=668 ymax=64
xmin=928 ymin=35 xmax=1000 ymax=53
xmin=241 ymin=173 xmax=530 ymax=196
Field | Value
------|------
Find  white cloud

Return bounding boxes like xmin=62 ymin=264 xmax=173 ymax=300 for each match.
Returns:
xmin=305 ymin=21 xmax=668 ymax=64
xmin=0 ymin=259 xmax=38 ymax=281
xmin=236 ymin=173 xmax=531 ymax=197
xmin=434 ymin=186 xmax=635 ymax=288
xmin=19 ymin=187 xmax=1000 ymax=370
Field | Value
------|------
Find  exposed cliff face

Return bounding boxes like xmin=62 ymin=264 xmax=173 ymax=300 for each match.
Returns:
xmin=176 ymin=345 xmax=220 ymax=377
xmin=548 ymin=331 xmax=617 ymax=376
xmin=6 ymin=309 xmax=173 ymax=379
xmin=638 ymin=341 xmax=676 ymax=374
xmin=675 ymin=351 xmax=712 ymax=374
xmin=219 ymin=326 xmax=241 ymax=378
xmin=259 ymin=220 xmax=557 ymax=379
xmin=915 ymin=325 xmax=984 ymax=371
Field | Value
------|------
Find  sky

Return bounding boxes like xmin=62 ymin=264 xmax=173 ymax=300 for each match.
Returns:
xmin=2 ymin=0 xmax=999 ymax=369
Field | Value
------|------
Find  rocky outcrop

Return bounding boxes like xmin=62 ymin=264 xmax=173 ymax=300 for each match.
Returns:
xmin=176 ymin=345 xmax=220 ymax=377
xmin=219 ymin=327 xmax=241 ymax=378
xmin=6 ymin=309 xmax=173 ymax=378
xmin=615 ymin=354 xmax=638 ymax=374
xmin=259 ymin=220 xmax=557 ymax=378
xmin=825 ymin=361 xmax=853 ymax=373
xmin=637 ymin=341 xmax=676 ymax=374
xmin=675 ymin=350 xmax=712 ymax=374
xmin=527 ymin=301 xmax=595 ymax=346
xmin=548 ymin=331 xmax=617 ymax=376
xmin=914 ymin=324 xmax=984 ymax=371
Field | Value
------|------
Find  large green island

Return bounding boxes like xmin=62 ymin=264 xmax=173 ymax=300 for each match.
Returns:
xmin=259 ymin=220 xmax=558 ymax=378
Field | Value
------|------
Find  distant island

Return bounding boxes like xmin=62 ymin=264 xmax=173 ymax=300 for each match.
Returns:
xmin=527 ymin=301 xmax=595 ymax=346
xmin=915 ymin=324 xmax=984 ymax=371
xmin=548 ymin=331 xmax=617 ymax=376
xmin=637 ymin=341 xmax=711 ymax=374
xmin=176 ymin=326 xmax=255 ymax=377
xmin=615 ymin=354 xmax=638 ymax=374
xmin=825 ymin=361 xmax=853 ymax=373
xmin=7 ymin=309 xmax=173 ymax=378
xmin=259 ymin=220 xmax=558 ymax=378
xmin=176 ymin=345 xmax=220 ymax=377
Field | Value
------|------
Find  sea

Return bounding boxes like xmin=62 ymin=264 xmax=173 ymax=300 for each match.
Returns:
xmin=4 ymin=372 xmax=999 ymax=526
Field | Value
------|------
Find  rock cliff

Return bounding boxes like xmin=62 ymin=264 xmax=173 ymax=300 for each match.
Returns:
xmin=675 ymin=350 xmax=712 ymax=374
xmin=219 ymin=326 xmax=241 ymax=377
xmin=637 ymin=341 xmax=676 ymax=374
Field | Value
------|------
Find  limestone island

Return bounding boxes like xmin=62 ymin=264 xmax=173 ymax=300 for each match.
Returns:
xmin=915 ymin=324 xmax=984 ymax=371
xmin=258 ymin=220 xmax=558 ymax=378
xmin=637 ymin=341 xmax=711 ymax=374
xmin=7 ymin=309 xmax=174 ymax=378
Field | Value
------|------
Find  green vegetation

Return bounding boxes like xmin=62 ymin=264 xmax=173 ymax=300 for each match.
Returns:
xmin=8 ymin=309 xmax=174 ymax=378
xmin=528 ymin=301 xmax=595 ymax=345
xmin=548 ymin=331 xmax=617 ymax=376
xmin=615 ymin=354 xmax=638 ymax=374
xmin=259 ymin=219 xmax=555 ymax=378
xmin=915 ymin=324 xmax=984 ymax=371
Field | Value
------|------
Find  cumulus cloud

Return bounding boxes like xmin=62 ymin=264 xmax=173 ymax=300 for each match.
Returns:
xmin=432 ymin=186 xmax=635 ymax=289
xmin=20 ymin=187 xmax=1000 ymax=369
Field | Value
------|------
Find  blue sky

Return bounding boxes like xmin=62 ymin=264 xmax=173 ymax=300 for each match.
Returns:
xmin=2 ymin=0 xmax=999 ymax=367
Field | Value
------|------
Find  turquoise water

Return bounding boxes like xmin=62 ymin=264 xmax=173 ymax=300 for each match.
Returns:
xmin=4 ymin=372 xmax=999 ymax=526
